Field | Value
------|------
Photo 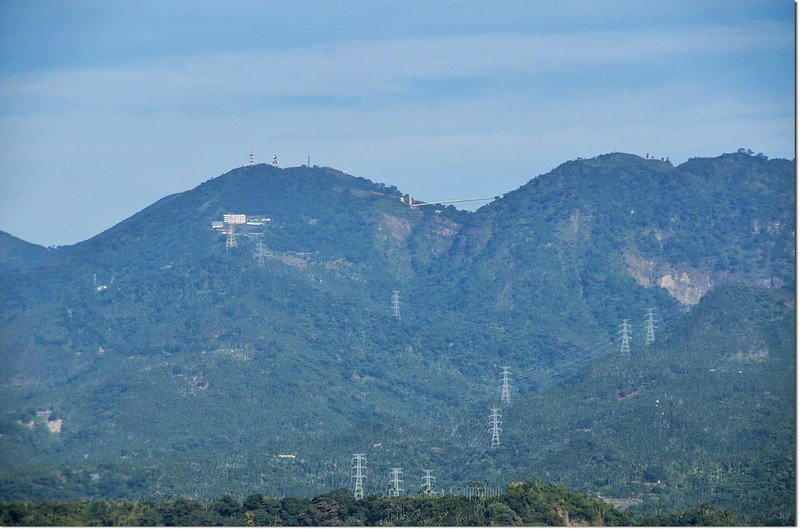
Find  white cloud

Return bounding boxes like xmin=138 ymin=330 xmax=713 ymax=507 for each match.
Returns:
xmin=0 ymin=24 xmax=786 ymax=111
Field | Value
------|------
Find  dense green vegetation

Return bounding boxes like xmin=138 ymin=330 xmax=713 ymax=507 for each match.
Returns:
xmin=0 ymin=151 xmax=794 ymax=524
xmin=0 ymin=231 xmax=49 ymax=272
xmin=0 ymin=481 xmax=747 ymax=526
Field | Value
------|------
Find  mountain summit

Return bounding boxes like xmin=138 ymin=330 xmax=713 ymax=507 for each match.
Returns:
xmin=0 ymin=152 xmax=794 ymax=523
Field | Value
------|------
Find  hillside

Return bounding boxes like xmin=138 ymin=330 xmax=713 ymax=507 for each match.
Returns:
xmin=487 ymin=285 xmax=795 ymax=525
xmin=0 ymin=151 xmax=794 ymax=523
xmin=0 ymin=231 xmax=49 ymax=272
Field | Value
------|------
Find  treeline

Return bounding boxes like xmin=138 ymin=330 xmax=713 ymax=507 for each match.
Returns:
xmin=0 ymin=481 xmax=740 ymax=526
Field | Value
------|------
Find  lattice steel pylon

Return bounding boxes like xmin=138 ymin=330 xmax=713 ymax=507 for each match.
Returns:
xmin=489 ymin=408 xmax=502 ymax=449
xmin=389 ymin=468 xmax=404 ymax=497
xmin=352 ymin=453 xmax=366 ymax=499
xmin=645 ymin=308 xmax=656 ymax=346
xmin=619 ymin=319 xmax=631 ymax=356
xmin=421 ymin=470 xmax=436 ymax=496
xmin=500 ymin=366 xmax=512 ymax=405
xmin=226 ymin=225 xmax=237 ymax=251
xmin=391 ymin=290 xmax=401 ymax=320
xmin=254 ymin=241 xmax=267 ymax=267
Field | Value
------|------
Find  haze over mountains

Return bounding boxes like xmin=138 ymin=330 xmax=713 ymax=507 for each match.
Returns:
xmin=0 ymin=150 xmax=794 ymax=524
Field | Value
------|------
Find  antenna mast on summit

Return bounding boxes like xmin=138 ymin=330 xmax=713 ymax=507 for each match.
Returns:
xmin=248 ymin=149 xmax=255 ymax=166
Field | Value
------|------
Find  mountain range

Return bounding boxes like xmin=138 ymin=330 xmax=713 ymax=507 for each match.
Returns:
xmin=0 ymin=150 xmax=794 ymax=524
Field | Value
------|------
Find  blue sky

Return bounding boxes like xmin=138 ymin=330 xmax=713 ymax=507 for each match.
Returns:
xmin=0 ymin=0 xmax=794 ymax=246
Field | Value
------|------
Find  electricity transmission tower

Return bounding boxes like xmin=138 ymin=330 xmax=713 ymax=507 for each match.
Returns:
xmin=254 ymin=241 xmax=268 ymax=268
xmin=421 ymin=470 xmax=436 ymax=496
xmin=619 ymin=319 xmax=631 ymax=356
xmin=226 ymin=225 xmax=237 ymax=251
xmin=352 ymin=454 xmax=366 ymax=499
xmin=389 ymin=468 xmax=404 ymax=497
xmin=500 ymin=367 xmax=512 ymax=405
xmin=489 ymin=408 xmax=502 ymax=449
xmin=645 ymin=308 xmax=656 ymax=345
xmin=391 ymin=290 xmax=401 ymax=320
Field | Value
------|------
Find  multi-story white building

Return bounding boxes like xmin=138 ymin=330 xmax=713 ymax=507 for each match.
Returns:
xmin=223 ymin=213 xmax=247 ymax=224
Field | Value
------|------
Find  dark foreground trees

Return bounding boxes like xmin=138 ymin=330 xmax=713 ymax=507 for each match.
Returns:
xmin=0 ymin=481 xmax=746 ymax=526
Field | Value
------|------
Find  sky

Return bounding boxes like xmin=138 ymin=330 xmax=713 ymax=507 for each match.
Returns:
xmin=0 ymin=0 xmax=794 ymax=246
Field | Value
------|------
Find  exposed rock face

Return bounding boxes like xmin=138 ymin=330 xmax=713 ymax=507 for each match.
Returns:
xmin=624 ymin=251 xmax=712 ymax=305
xmin=47 ymin=419 xmax=62 ymax=433
xmin=657 ymin=269 xmax=712 ymax=305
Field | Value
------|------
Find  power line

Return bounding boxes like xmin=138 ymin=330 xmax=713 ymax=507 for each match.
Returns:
xmin=512 ymin=299 xmax=689 ymax=380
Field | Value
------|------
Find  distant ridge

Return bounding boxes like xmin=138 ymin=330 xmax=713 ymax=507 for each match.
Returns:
xmin=0 ymin=230 xmax=49 ymax=271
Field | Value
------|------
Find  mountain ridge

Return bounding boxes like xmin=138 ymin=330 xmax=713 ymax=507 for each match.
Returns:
xmin=0 ymin=150 xmax=794 ymax=524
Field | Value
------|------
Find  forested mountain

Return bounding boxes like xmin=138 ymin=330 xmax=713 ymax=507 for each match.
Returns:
xmin=0 ymin=231 xmax=49 ymax=272
xmin=0 ymin=151 xmax=794 ymax=524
